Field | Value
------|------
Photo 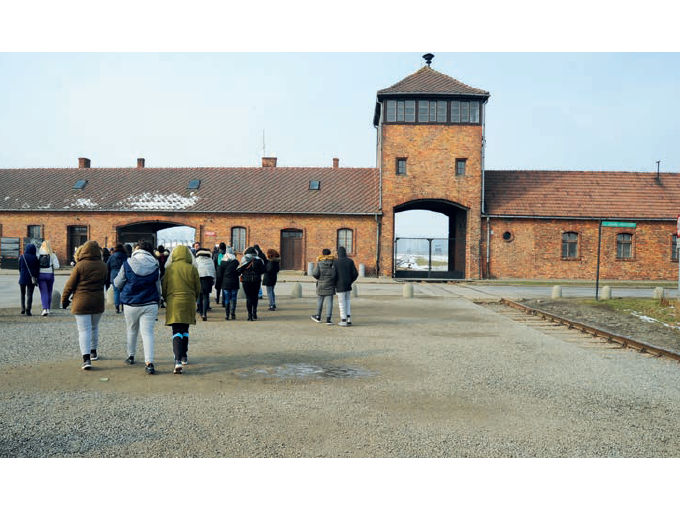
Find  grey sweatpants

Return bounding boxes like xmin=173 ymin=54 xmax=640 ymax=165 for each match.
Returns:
xmin=123 ymin=304 xmax=158 ymax=363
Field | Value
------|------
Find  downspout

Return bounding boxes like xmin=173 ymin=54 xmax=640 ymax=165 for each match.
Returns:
xmin=486 ymin=216 xmax=490 ymax=279
xmin=479 ymin=100 xmax=488 ymax=280
xmin=375 ymin=100 xmax=383 ymax=278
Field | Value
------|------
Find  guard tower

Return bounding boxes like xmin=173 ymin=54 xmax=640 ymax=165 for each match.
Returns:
xmin=373 ymin=54 xmax=490 ymax=279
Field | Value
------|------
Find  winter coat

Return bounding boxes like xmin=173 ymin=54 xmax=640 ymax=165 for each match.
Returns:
xmin=334 ymin=246 xmax=358 ymax=293
xmin=61 ymin=241 xmax=108 ymax=315
xmin=38 ymin=248 xmax=60 ymax=274
xmin=18 ymin=244 xmax=40 ymax=285
xmin=262 ymin=257 xmax=280 ymax=287
xmin=196 ymin=248 xmax=216 ymax=293
xmin=216 ymin=254 xmax=240 ymax=291
xmin=236 ymin=253 xmax=265 ymax=283
xmin=107 ymin=250 xmax=127 ymax=284
xmin=312 ymin=255 xmax=337 ymax=296
xmin=162 ymin=245 xmax=201 ymax=326
xmin=155 ymin=249 xmax=169 ymax=278
xmin=114 ymin=249 xmax=161 ymax=306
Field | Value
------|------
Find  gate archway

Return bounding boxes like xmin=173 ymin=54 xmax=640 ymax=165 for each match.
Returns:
xmin=393 ymin=199 xmax=468 ymax=279
xmin=116 ymin=221 xmax=195 ymax=250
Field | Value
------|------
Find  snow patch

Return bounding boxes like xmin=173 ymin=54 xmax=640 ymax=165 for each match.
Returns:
xmin=72 ymin=198 xmax=98 ymax=208
xmin=116 ymin=192 xmax=199 ymax=210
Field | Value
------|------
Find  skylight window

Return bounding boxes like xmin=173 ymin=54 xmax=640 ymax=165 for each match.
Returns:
xmin=309 ymin=180 xmax=320 ymax=190
xmin=187 ymin=179 xmax=201 ymax=190
xmin=73 ymin=180 xmax=88 ymax=190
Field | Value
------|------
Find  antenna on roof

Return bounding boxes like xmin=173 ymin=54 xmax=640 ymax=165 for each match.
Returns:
xmin=656 ymin=160 xmax=661 ymax=182
xmin=263 ymin=129 xmax=266 ymax=157
xmin=423 ymin=53 xmax=434 ymax=66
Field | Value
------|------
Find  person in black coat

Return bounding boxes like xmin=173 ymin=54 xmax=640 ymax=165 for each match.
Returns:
xmin=107 ymin=244 xmax=128 ymax=313
xmin=18 ymin=243 xmax=40 ymax=315
xmin=236 ymin=247 xmax=265 ymax=321
xmin=215 ymin=251 xmax=240 ymax=320
xmin=335 ymin=246 xmax=359 ymax=326
xmin=262 ymin=248 xmax=280 ymax=310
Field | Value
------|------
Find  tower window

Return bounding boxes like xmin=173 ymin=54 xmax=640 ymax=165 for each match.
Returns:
xmin=429 ymin=101 xmax=437 ymax=122
xmin=437 ymin=101 xmax=447 ymax=122
xmin=461 ymin=102 xmax=470 ymax=123
xmin=405 ymin=101 xmax=416 ymax=122
xmin=455 ymin=159 xmax=466 ymax=176
xmin=397 ymin=101 xmax=405 ymax=121
xmin=451 ymin=101 xmax=460 ymax=123
xmin=386 ymin=100 xmax=396 ymax=122
xmin=470 ymin=102 xmax=480 ymax=123
xmin=418 ymin=101 xmax=429 ymax=122
xmin=396 ymin=158 xmax=407 ymax=175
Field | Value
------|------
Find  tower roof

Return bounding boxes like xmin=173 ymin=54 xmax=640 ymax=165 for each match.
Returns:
xmin=377 ymin=65 xmax=490 ymax=98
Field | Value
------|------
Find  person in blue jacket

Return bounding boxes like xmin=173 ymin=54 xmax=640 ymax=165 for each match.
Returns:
xmin=114 ymin=240 xmax=161 ymax=374
xmin=107 ymin=244 xmax=128 ymax=313
xmin=18 ymin=243 xmax=40 ymax=316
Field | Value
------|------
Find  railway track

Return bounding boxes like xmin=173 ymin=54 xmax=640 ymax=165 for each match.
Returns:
xmin=487 ymin=298 xmax=680 ymax=363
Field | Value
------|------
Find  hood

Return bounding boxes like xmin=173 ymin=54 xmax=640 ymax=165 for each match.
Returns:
xmin=76 ymin=240 xmax=102 ymax=261
xmin=317 ymin=254 xmax=336 ymax=262
xmin=239 ymin=252 xmax=259 ymax=267
xmin=24 ymin=244 xmax=37 ymax=256
xmin=224 ymin=253 xmax=236 ymax=262
xmin=337 ymin=246 xmax=347 ymax=258
xmin=171 ymin=245 xmax=193 ymax=265
xmin=129 ymin=249 xmax=159 ymax=276
xmin=196 ymin=248 xmax=213 ymax=258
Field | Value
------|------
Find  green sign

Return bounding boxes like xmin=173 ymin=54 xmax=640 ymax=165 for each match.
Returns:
xmin=602 ymin=221 xmax=636 ymax=228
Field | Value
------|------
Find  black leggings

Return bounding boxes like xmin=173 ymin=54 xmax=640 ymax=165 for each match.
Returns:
xmin=171 ymin=323 xmax=190 ymax=361
xmin=20 ymin=284 xmax=35 ymax=312
xmin=198 ymin=292 xmax=211 ymax=316
xmin=241 ymin=281 xmax=261 ymax=316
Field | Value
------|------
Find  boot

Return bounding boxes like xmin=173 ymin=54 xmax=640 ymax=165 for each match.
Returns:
xmin=225 ymin=302 xmax=231 ymax=320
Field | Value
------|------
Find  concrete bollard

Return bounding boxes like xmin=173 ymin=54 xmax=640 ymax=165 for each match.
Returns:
xmin=602 ymin=286 xmax=612 ymax=300
xmin=654 ymin=287 xmax=665 ymax=300
xmin=307 ymin=262 xmax=314 ymax=275
xmin=352 ymin=285 xmax=358 ymax=298
xmin=359 ymin=263 xmax=365 ymax=278
xmin=551 ymin=285 xmax=562 ymax=299
xmin=403 ymin=283 xmax=414 ymax=299
xmin=51 ymin=290 xmax=61 ymax=310
xmin=291 ymin=282 xmax=302 ymax=298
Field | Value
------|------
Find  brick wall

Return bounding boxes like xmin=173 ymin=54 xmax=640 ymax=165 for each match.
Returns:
xmin=483 ymin=218 xmax=679 ymax=280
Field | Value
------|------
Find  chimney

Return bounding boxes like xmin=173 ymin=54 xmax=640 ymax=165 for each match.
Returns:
xmin=333 ymin=158 xmax=339 ymax=169
xmin=78 ymin=157 xmax=91 ymax=169
xmin=137 ymin=158 xmax=145 ymax=169
xmin=262 ymin=157 xmax=277 ymax=167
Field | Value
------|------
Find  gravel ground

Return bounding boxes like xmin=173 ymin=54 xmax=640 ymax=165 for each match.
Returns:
xmin=2 ymin=294 xmax=680 ymax=458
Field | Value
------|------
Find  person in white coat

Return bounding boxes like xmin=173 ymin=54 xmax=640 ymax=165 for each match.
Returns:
xmin=195 ymin=247 xmax=216 ymax=320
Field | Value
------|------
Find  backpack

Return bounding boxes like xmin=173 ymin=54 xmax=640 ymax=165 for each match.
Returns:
xmin=39 ymin=254 xmax=51 ymax=269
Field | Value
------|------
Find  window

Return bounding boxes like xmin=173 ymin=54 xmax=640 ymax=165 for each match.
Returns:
xmin=73 ymin=179 xmax=87 ymax=190
xmin=470 ymin=102 xmax=480 ymax=123
xmin=455 ymin=159 xmax=466 ymax=176
xmin=231 ymin=227 xmax=246 ymax=252
xmin=27 ymin=225 xmax=42 ymax=239
xmin=451 ymin=101 xmax=460 ymax=123
xmin=461 ymin=102 xmax=470 ymax=123
xmin=187 ymin=179 xmax=201 ymax=190
xmin=396 ymin=158 xmax=407 ymax=175
xmin=502 ymin=231 xmax=514 ymax=242
xmin=338 ymin=229 xmax=353 ymax=254
xmin=673 ymin=234 xmax=678 ymax=261
xmin=405 ymin=101 xmax=416 ymax=122
xmin=616 ymin=233 xmax=633 ymax=259
xmin=562 ymin=232 xmax=579 ymax=258
xmin=437 ymin=101 xmax=447 ymax=122
xmin=309 ymin=180 xmax=320 ymax=190
xmin=386 ymin=100 xmax=396 ymax=122
xmin=429 ymin=101 xmax=437 ymax=122
xmin=418 ymin=101 xmax=429 ymax=122
xmin=397 ymin=101 xmax=404 ymax=122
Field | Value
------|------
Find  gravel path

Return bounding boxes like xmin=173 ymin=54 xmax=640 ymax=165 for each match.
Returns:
xmin=2 ymin=294 xmax=680 ymax=458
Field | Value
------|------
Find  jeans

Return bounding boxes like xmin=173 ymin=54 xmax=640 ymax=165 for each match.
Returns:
xmin=37 ymin=272 xmax=55 ymax=310
xmin=123 ymin=304 xmax=158 ymax=363
xmin=199 ymin=292 xmax=211 ymax=316
xmin=222 ymin=288 xmax=238 ymax=308
xmin=266 ymin=285 xmax=276 ymax=307
xmin=20 ymin=283 xmax=36 ymax=312
xmin=112 ymin=284 xmax=122 ymax=307
xmin=75 ymin=313 xmax=102 ymax=355
xmin=336 ymin=290 xmax=351 ymax=320
xmin=316 ymin=295 xmax=334 ymax=318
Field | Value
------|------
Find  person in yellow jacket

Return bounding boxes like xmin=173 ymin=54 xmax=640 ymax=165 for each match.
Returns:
xmin=162 ymin=245 xmax=200 ymax=374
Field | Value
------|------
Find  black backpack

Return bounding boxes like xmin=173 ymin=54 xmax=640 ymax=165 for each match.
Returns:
xmin=39 ymin=254 xmax=51 ymax=268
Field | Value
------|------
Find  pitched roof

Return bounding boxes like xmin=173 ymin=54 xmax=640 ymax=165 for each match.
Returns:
xmin=377 ymin=66 xmax=490 ymax=97
xmin=0 ymin=166 xmax=380 ymax=215
xmin=484 ymin=170 xmax=680 ymax=220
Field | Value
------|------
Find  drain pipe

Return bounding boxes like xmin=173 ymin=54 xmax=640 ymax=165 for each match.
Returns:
xmin=486 ymin=216 xmax=490 ymax=279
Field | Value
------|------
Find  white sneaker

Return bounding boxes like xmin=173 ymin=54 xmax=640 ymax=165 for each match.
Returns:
xmin=338 ymin=320 xmax=348 ymax=327
xmin=41 ymin=309 xmax=48 ymax=316
xmin=174 ymin=362 xmax=183 ymax=374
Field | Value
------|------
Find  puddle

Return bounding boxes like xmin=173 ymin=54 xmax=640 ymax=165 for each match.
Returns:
xmin=238 ymin=363 xmax=374 ymax=380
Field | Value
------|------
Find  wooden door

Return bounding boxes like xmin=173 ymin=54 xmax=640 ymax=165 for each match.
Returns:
xmin=280 ymin=230 xmax=303 ymax=270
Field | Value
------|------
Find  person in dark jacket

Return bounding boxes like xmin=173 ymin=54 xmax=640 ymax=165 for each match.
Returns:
xmin=311 ymin=248 xmax=337 ymax=325
xmin=236 ymin=246 xmax=265 ymax=321
xmin=61 ymin=240 xmax=108 ymax=370
xmin=114 ymin=241 xmax=161 ymax=374
xmin=216 ymin=251 xmax=239 ymax=320
xmin=262 ymin=248 xmax=280 ymax=311
xmin=18 ymin=243 xmax=40 ymax=316
xmin=335 ymin=246 xmax=359 ymax=326
xmin=212 ymin=242 xmax=227 ymax=304
xmin=107 ymin=244 xmax=127 ymax=313
xmin=102 ymin=247 xmax=111 ymax=264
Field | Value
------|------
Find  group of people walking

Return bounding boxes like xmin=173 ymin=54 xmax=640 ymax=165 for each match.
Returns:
xmin=17 ymin=238 xmax=358 ymax=373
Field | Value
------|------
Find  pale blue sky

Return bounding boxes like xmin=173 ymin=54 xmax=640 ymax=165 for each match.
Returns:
xmin=1 ymin=52 xmax=679 ymax=173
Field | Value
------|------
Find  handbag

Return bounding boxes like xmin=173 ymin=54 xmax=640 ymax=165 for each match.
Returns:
xmin=21 ymin=254 xmax=38 ymax=285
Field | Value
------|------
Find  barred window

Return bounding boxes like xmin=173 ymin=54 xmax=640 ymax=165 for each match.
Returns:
xmin=562 ymin=232 xmax=578 ymax=258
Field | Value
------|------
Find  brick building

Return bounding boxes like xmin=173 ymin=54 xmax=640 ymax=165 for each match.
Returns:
xmin=1 ymin=56 xmax=679 ymax=281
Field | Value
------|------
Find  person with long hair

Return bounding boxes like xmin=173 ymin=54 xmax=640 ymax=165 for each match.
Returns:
xmin=162 ymin=245 xmax=200 ymax=373
xmin=37 ymin=240 xmax=60 ymax=316
xmin=216 ymin=251 xmax=239 ymax=320
xmin=61 ymin=240 xmax=108 ymax=370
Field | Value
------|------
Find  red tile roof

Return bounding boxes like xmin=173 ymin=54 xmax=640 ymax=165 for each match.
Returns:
xmin=485 ymin=170 xmax=680 ymax=219
xmin=0 ymin=166 xmax=380 ymax=215
xmin=378 ymin=66 xmax=490 ymax=97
